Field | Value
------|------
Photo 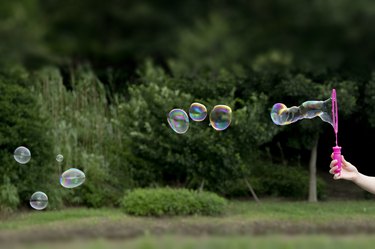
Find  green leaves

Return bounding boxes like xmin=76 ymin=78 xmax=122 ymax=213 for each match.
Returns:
xmin=250 ymin=163 xmax=326 ymax=199
xmin=365 ymin=73 xmax=375 ymax=127
xmin=33 ymin=67 xmax=129 ymax=208
xmin=121 ymin=188 xmax=227 ymax=216
xmin=0 ymin=72 xmax=55 ymax=207
xmin=118 ymin=71 xmax=276 ymax=193
xmin=0 ymin=178 xmax=20 ymax=213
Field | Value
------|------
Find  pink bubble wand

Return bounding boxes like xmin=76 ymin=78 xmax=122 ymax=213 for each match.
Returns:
xmin=331 ymin=89 xmax=342 ymax=174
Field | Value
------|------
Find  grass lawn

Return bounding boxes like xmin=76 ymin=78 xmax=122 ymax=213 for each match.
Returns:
xmin=6 ymin=235 xmax=375 ymax=249
xmin=1 ymin=200 xmax=375 ymax=248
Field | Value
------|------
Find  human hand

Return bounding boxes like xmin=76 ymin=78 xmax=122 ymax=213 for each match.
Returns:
xmin=329 ymin=155 xmax=359 ymax=181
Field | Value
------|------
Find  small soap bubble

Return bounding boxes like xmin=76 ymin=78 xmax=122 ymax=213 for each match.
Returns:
xmin=14 ymin=146 xmax=31 ymax=164
xmin=167 ymin=109 xmax=189 ymax=134
xmin=60 ymin=168 xmax=86 ymax=188
xmin=270 ymin=98 xmax=332 ymax=126
xmin=30 ymin=191 xmax=48 ymax=210
xmin=209 ymin=105 xmax=232 ymax=131
xmin=56 ymin=154 xmax=64 ymax=163
xmin=189 ymin=102 xmax=207 ymax=122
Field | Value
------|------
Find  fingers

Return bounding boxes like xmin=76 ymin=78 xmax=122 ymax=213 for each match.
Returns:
xmin=329 ymin=166 xmax=338 ymax=174
xmin=331 ymin=153 xmax=334 ymax=159
xmin=333 ymin=173 xmax=341 ymax=180
xmin=330 ymin=160 xmax=337 ymax=168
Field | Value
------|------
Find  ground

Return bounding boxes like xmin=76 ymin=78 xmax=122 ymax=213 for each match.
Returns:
xmin=1 ymin=171 xmax=374 ymax=248
xmin=1 ymin=200 xmax=375 ymax=249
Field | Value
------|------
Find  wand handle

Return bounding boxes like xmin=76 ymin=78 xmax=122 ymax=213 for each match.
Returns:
xmin=333 ymin=146 xmax=342 ymax=174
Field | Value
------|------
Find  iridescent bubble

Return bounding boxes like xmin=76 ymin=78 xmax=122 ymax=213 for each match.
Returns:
xmin=270 ymin=103 xmax=288 ymax=125
xmin=13 ymin=146 xmax=31 ymax=164
xmin=209 ymin=105 xmax=232 ymax=131
xmin=270 ymin=98 xmax=333 ymax=126
xmin=60 ymin=168 xmax=86 ymax=188
xmin=56 ymin=154 xmax=64 ymax=163
xmin=30 ymin=191 xmax=48 ymax=210
xmin=189 ymin=102 xmax=207 ymax=122
xmin=167 ymin=109 xmax=189 ymax=134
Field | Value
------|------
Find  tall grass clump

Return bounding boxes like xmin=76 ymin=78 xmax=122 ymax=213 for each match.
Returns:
xmin=33 ymin=67 xmax=132 ymax=207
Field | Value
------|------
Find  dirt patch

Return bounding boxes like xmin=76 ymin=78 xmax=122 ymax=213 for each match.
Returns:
xmin=1 ymin=217 xmax=375 ymax=246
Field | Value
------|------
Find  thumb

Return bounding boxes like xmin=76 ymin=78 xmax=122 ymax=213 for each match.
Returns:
xmin=341 ymin=156 xmax=350 ymax=168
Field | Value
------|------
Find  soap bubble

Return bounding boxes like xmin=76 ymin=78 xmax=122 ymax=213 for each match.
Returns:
xmin=30 ymin=191 xmax=48 ymax=210
xmin=270 ymin=98 xmax=332 ymax=126
xmin=189 ymin=103 xmax=207 ymax=122
xmin=209 ymin=105 xmax=232 ymax=131
xmin=56 ymin=154 xmax=64 ymax=163
xmin=167 ymin=109 xmax=189 ymax=134
xmin=13 ymin=146 xmax=31 ymax=164
xmin=60 ymin=168 xmax=86 ymax=188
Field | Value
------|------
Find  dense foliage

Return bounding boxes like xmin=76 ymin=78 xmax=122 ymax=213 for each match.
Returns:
xmin=251 ymin=164 xmax=327 ymax=200
xmin=1 ymin=0 xmax=375 ymax=210
xmin=121 ymin=188 xmax=227 ymax=216
xmin=0 ymin=71 xmax=61 ymax=210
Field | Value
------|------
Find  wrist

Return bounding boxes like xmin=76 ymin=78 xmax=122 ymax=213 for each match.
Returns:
xmin=352 ymin=172 xmax=362 ymax=183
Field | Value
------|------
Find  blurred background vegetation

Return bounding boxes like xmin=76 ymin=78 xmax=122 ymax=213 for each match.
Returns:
xmin=1 ymin=0 xmax=375 ymax=211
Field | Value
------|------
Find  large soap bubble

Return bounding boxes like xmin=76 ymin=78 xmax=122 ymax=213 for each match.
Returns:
xmin=30 ymin=191 xmax=48 ymax=210
xmin=271 ymin=90 xmax=342 ymax=174
xmin=14 ymin=146 xmax=31 ymax=164
xmin=167 ymin=109 xmax=189 ymax=134
xmin=270 ymin=99 xmax=333 ymax=126
xmin=209 ymin=105 xmax=232 ymax=131
xmin=60 ymin=168 xmax=86 ymax=188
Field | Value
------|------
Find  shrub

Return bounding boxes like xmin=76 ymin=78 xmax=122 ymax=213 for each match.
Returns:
xmin=250 ymin=163 xmax=327 ymax=199
xmin=0 ymin=71 xmax=60 ymax=208
xmin=121 ymin=188 xmax=227 ymax=216
xmin=0 ymin=178 xmax=20 ymax=213
xmin=34 ymin=67 xmax=131 ymax=208
xmin=217 ymin=163 xmax=326 ymax=200
xmin=118 ymin=70 xmax=276 ymax=193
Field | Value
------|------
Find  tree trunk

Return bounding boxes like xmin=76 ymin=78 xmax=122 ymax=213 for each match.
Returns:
xmin=245 ymin=179 xmax=261 ymax=204
xmin=308 ymin=135 xmax=319 ymax=202
xmin=199 ymin=179 xmax=205 ymax=192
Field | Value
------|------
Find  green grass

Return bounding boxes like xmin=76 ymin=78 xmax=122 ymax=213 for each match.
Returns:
xmin=1 ymin=200 xmax=375 ymax=248
xmin=1 ymin=200 xmax=375 ymax=231
xmin=226 ymin=200 xmax=375 ymax=221
xmin=7 ymin=235 xmax=375 ymax=249
xmin=0 ymin=208 xmax=123 ymax=230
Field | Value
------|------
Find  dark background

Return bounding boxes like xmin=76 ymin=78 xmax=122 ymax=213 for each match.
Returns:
xmin=1 ymin=0 xmax=375 ymax=209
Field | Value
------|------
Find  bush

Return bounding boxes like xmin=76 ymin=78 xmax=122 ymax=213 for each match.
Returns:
xmin=121 ymin=188 xmax=227 ymax=216
xmin=0 ymin=178 xmax=20 ymax=213
xmin=119 ymin=65 xmax=276 ymax=192
xmin=250 ymin=163 xmax=326 ymax=200
xmin=34 ymin=67 xmax=131 ymax=208
xmin=217 ymin=163 xmax=326 ymax=200
xmin=0 ymin=70 xmax=60 ymax=208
